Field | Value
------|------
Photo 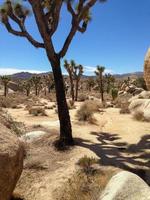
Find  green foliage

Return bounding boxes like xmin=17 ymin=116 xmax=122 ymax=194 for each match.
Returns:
xmin=135 ymin=77 xmax=147 ymax=90
xmin=111 ymin=88 xmax=118 ymax=101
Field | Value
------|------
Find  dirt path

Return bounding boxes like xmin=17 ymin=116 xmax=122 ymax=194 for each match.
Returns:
xmin=7 ymin=105 xmax=150 ymax=200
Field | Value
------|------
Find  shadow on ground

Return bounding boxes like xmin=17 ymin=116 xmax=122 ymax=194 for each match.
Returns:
xmin=76 ymin=132 xmax=150 ymax=185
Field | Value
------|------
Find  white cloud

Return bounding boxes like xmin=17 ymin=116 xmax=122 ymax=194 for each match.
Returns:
xmin=0 ymin=68 xmax=46 ymax=75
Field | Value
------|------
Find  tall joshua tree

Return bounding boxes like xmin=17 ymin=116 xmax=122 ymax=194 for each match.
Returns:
xmin=31 ymin=76 xmax=42 ymax=96
xmin=0 ymin=0 xmax=106 ymax=146
xmin=87 ymin=77 xmax=95 ymax=91
xmin=95 ymin=66 xmax=105 ymax=102
xmin=1 ymin=75 xmax=11 ymax=97
xmin=23 ymin=79 xmax=32 ymax=96
xmin=73 ymin=64 xmax=84 ymax=101
xmin=64 ymin=59 xmax=75 ymax=101
xmin=105 ymin=73 xmax=115 ymax=94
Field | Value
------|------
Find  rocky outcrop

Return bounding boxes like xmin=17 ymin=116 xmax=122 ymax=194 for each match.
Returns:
xmin=144 ymin=48 xmax=150 ymax=90
xmin=129 ymin=98 xmax=150 ymax=121
xmin=8 ymin=81 xmax=20 ymax=92
xmin=0 ymin=123 xmax=24 ymax=200
xmin=100 ymin=171 xmax=150 ymax=200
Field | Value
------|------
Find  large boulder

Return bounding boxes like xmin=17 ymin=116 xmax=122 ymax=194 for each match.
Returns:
xmin=100 ymin=171 xmax=150 ymax=200
xmin=144 ymin=48 xmax=150 ymax=90
xmin=129 ymin=99 xmax=150 ymax=121
xmin=0 ymin=123 xmax=24 ymax=200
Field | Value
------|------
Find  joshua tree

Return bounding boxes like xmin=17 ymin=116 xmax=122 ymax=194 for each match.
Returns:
xmin=0 ymin=0 xmax=106 ymax=146
xmin=31 ymin=76 xmax=42 ymax=96
xmin=1 ymin=75 xmax=11 ymax=97
xmin=105 ymin=73 xmax=115 ymax=94
xmin=43 ymin=73 xmax=54 ymax=94
xmin=87 ymin=77 xmax=95 ymax=91
xmin=23 ymin=79 xmax=32 ymax=96
xmin=64 ymin=59 xmax=75 ymax=101
xmin=73 ymin=64 xmax=84 ymax=101
xmin=95 ymin=66 xmax=105 ymax=102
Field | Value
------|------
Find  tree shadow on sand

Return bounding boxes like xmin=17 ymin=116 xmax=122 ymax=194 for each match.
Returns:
xmin=76 ymin=132 xmax=150 ymax=185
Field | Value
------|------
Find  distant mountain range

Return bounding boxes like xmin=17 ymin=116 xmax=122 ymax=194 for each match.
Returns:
xmin=9 ymin=71 xmax=143 ymax=80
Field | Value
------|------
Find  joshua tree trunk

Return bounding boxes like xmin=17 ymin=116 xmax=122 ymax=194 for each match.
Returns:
xmin=100 ymin=78 xmax=104 ymax=102
xmin=35 ymin=87 xmax=38 ymax=96
xmin=48 ymin=86 xmax=51 ymax=93
xmin=70 ymin=74 xmax=74 ymax=101
xmin=44 ymin=88 xmax=47 ymax=96
xmin=51 ymin=59 xmax=73 ymax=145
xmin=75 ymin=80 xmax=79 ymax=101
xmin=26 ymin=90 xmax=30 ymax=96
xmin=4 ymin=84 xmax=7 ymax=97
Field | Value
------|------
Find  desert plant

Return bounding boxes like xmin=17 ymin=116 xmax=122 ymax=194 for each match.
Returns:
xmin=67 ymin=99 xmax=76 ymax=110
xmin=135 ymin=77 xmax=147 ymax=90
xmin=1 ymin=75 xmax=11 ymax=97
xmin=111 ymin=88 xmax=118 ymax=101
xmin=78 ymin=93 xmax=88 ymax=102
xmin=0 ymin=0 xmax=107 ymax=146
xmin=64 ymin=60 xmax=75 ymax=101
xmin=23 ymin=79 xmax=32 ymax=96
xmin=133 ymin=110 xmax=144 ymax=121
xmin=105 ymin=73 xmax=115 ymax=94
xmin=76 ymin=100 xmax=102 ymax=123
xmin=73 ymin=64 xmax=84 ymax=101
xmin=0 ymin=110 xmax=25 ymax=136
xmin=28 ymin=107 xmax=47 ymax=116
xmin=31 ymin=76 xmax=42 ymax=96
xmin=86 ymin=77 xmax=95 ymax=92
xmin=95 ymin=66 xmax=105 ymax=102
xmin=77 ymin=156 xmax=98 ymax=174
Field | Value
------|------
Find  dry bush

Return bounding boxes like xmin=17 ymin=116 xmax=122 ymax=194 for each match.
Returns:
xmin=0 ymin=93 xmax=38 ymax=108
xmin=76 ymin=100 xmax=103 ymax=124
xmin=56 ymin=157 xmax=114 ymax=200
xmin=133 ymin=110 xmax=144 ymax=121
xmin=67 ymin=100 xmax=76 ymax=110
xmin=44 ymin=105 xmax=55 ymax=109
xmin=119 ymin=102 xmax=130 ymax=114
xmin=0 ymin=110 xmax=25 ymax=136
xmin=77 ymin=156 xmax=98 ymax=175
xmin=28 ymin=107 xmax=47 ymax=116
xmin=78 ymin=94 xmax=88 ymax=102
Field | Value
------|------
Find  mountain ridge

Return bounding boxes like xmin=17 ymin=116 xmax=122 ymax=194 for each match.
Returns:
xmin=6 ymin=71 xmax=143 ymax=80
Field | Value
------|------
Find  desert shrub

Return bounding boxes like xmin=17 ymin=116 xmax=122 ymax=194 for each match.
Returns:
xmin=67 ymin=100 xmax=76 ymax=110
xmin=77 ymin=156 xmax=98 ymax=175
xmin=76 ymin=100 xmax=103 ymax=123
xmin=111 ymin=88 xmax=118 ymax=101
xmin=135 ymin=77 xmax=147 ymax=90
xmin=44 ymin=105 xmax=54 ymax=109
xmin=119 ymin=101 xmax=130 ymax=114
xmin=120 ymin=107 xmax=130 ymax=114
xmin=56 ymin=166 xmax=114 ymax=200
xmin=0 ymin=96 xmax=17 ymax=108
xmin=78 ymin=94 xmax=88 ymax=102
xmin=76 ymin=101 xmax=95 ymax=123
xmin=0 ymin=110 xmax=25 ymax=136
xmin=28 ymin=107 xmax=47 ymax=116
xmin=133 ymin=110 xmax=144 ymax=121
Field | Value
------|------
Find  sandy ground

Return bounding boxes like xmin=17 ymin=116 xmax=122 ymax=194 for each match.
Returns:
xmin=7 ymin=102 xmax=150 ymax=200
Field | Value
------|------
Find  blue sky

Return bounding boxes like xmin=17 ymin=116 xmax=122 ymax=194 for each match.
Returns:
xmin=0 ymin=0 xmax=150 ymax=75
